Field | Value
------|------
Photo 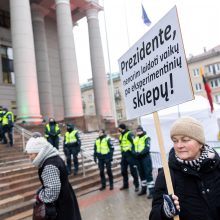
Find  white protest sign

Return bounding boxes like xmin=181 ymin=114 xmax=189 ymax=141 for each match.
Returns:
xmin=118 ymin=6 xmax=194 ymax=120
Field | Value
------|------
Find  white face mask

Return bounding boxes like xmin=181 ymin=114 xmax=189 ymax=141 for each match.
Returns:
xmin=136 ymin=131 xmax=143 ymax=135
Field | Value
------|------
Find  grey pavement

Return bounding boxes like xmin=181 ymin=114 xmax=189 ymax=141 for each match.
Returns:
xmin=79 ymin=181 xmax=152 ymax=220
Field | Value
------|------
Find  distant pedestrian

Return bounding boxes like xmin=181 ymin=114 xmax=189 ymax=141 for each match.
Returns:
xmin=133 ymin=126 xmax=154 ymax=198
xmin=63 ymin=123 xmax=81 ymax=175
xmin=2 ymin=107 xmax=14 ymax=146
xmin=94 ymin=129 xmax=114 ymax=191
xmin=118 ymin=123 xmax=139 ymax=192
xmin=25 ymin=132 xmax=82 ymax=220
xmin=149 ymin=117 xmax=220 ymax=220
xmin=45 ymin=118 xmax=60 ymax=149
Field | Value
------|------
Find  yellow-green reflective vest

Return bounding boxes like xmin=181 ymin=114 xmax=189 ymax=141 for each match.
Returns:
xmin=95 ymin=137 xmax=110 ymax=155
xmin=45 ymin=124 xmax=60 ymax=135
xmin=65 ymin=130 xmax=78 ymax=144
xmin=2 ymin=111 xmax=14 ymax=125
xmin=134 ymin=135 xmax=147 ymax=152
xmin=119 ymin=131 xmax=132 ymax=152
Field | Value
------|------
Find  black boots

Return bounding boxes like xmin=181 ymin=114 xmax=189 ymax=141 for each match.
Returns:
xmin=99 ymin=186 xmax=106 ymax=191
xmin=120 ymin=185 xmax=129 ymax=190
xmin=138 ymin=186 xmax=147 ymax=196
xmin=147 ymin=187 xmax=155 ymax=199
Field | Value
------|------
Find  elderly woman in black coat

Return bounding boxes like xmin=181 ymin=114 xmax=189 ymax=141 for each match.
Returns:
xmin=149 ymin=117 xmax=220 ymax=220
xmin=26 ymin=132 xmax=82 ymax=220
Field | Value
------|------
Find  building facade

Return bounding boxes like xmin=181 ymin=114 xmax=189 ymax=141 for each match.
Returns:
xmin=0 ymin=0 xmax=112 ymax=123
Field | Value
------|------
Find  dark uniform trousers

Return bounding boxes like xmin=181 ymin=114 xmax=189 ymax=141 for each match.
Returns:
xmin=2 ymin=125 xmax=13 ymax=146
xmin=98 ymin=157 xmax=113 ymax=187
xmin=48 ymin=136 xmax=60 ymax=149
xmin=136 ymin=155 xmax=153 ymax=183
xmin=121 ymin=151 xmax=139 ymax=188
xmin=64 ymin=145 xmax=80 ymax=173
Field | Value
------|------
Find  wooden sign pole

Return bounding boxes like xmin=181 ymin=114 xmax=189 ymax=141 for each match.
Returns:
xmin=153 ymin=112 xmax=180 ymax=220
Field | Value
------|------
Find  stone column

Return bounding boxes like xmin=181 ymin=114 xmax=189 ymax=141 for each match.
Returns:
xmin=0 ymin=54 xmax=3 ymax=84
xmin=9 ymin=0 xmax=42 ymax=123
xmin=31 ymin=4 xmax=54 ymax=119
xmin=86 ymin=6 xmax=112 ymax=118
xmin=55 ymin=0 xmax=83 ymax=118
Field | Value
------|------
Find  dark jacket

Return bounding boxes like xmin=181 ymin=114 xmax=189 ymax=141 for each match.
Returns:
xmin=39 ymin=156 xmax=81 ymax=220
xmin=149 ymin=147 xmax=220 ymax=220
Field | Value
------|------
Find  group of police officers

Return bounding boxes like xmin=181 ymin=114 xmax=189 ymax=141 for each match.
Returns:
xmin=94 ymin=123 xmax=155 ymax=198
xmin=2 ymin=110 xmax=154 ymax=198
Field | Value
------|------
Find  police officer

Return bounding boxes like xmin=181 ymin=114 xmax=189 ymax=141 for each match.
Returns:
xmin=118 ymin=123 xmax=139 ymax=191
xmin=64 ymin=124 xmax=81 ymax=175
xmin=133 ymin=126 xmax=155 ymax=198
xmin=0 ymin=106 xmax=3 ymax=142
xmin=94 ymin=129 xmax=114 ymax=191
xmin=44 ymin=118 xmax=60 ymax=149
xmin=2 ymin=108 xmax=14 ymax=146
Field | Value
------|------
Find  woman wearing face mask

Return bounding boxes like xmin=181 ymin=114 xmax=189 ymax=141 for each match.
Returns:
xmin=149 ymin=117 xmax=220 ymax=220
xmin=133 ymin=126 xmax=154 ymax=198
xmin=26 ymin=132 xmax=82 ymax=220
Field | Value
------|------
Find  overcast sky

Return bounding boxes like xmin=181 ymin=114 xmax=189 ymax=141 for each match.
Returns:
xmin=73 ymin=0 xmax=220 ymax=84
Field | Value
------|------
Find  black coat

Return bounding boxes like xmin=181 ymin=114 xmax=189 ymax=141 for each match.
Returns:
xmin=39 ymin=156 xmax=82 ymax=220
xmin=149 ymin=147 xmax=220 ymax=220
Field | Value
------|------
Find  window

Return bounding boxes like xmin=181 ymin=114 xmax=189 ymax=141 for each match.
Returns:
xmin=88 ymin=94 xmax=93 ymax=102
xmin=0 ymin=10 xmax=10 ymax=29
xmin=210 ymin=79 xmax=220 ymax=88
xmin=207 ymin=63 xmax=220 ymax=75
xmin=214 ymin=95 xmax=220 ymax=104
xmin=193 ymin=68 xmax=200 ymax=77
xmin=195 ymin=83 xmax=202 ymax=91
xmin=1 ymin=45 xmax=15 ymax=85
xmin=117 ymin=111 xmax=122 ymax=120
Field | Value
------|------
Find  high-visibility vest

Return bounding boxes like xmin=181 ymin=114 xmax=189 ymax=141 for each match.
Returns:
xmin=2 ymin=111 xmax=14 ymax=126
xmin=119 ymin=131 xmax=132 ymax=152
xmin=95 ymin=137 xmax=110 ymax=155
xmin=134 ymin=135 xmax=148 ymax=152
xmin=65 ymin=130 xmax=78 ymax=144
xmin=45 ymin=124 xmax=60 ymax=137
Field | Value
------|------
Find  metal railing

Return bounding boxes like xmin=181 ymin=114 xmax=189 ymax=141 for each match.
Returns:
xmin=13 ymin=124 xmax=33 ymax=151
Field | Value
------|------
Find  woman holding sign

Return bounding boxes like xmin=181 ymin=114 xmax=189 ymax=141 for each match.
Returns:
xmin=149 ymin=117 xmax=220 ymax=220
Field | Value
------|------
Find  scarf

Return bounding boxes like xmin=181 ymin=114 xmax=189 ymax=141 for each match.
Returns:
xmin=175 ymin=145 xmax=215 ymax=171
xmin=32 ymin=143 xmax=59 ymax=167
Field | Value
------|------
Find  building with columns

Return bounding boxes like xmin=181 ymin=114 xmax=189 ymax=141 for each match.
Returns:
xmin=0 ymin=0 xmax=112 ymax=124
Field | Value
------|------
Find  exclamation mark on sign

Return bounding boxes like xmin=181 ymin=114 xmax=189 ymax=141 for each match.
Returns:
xmin=170 ymin=73 xmax=174 ymax=94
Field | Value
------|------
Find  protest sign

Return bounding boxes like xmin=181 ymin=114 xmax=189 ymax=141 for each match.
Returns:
xmin=118 ymin=6 xmax=194 ymax=119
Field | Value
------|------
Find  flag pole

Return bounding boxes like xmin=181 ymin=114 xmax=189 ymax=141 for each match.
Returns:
xmin=102 ymin=0 xmax=118 ymax=128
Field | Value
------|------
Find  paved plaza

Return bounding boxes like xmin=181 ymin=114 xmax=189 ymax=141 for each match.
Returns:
xmin=79 ymin=181 xmax=152 ymax=220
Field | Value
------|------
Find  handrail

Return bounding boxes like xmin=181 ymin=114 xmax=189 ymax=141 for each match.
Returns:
xmin=13 ymin=124 xmax=33 ymax=151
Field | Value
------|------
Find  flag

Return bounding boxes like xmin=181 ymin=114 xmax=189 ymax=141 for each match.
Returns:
xmin=200 ymin=67 xmax=214 ymax=112
xmin=141 ymin=4 xmax=151 ymax=26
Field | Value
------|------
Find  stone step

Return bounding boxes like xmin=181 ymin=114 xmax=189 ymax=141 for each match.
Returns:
xmin=4 ymin=209 xmax=33 ymax=220
xmin=0 ymin=169 xmax=37 ymax=184
xmin=0 ymin=155 xmax=29 ymax=164
xmin=0 ymin=159 xmax=31 ymax=170
xmin=0 ymin=200 xmax=34 ymax=220
xmin=0 ymin=165 xmax=35 ymax=178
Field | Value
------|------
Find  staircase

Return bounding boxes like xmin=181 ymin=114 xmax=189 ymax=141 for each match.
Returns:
xmin=0 ymin=128 xmax=122 ymax=220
